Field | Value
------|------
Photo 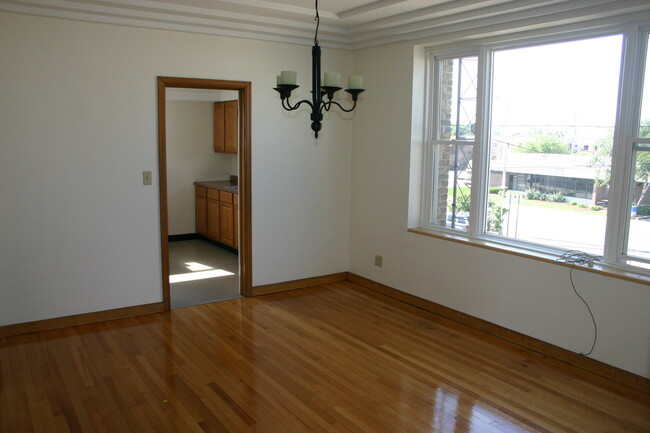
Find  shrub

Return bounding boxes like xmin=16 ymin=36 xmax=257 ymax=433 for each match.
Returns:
xmin=547 ymin=192 xmax=566 ymax=203
xmin=489 ymin=187 xmax=501 ymax=194
xmin=637 ymin=204 xmax=650 ymax=216
xmin=525 ymin=189 xmax=544 ymax=200
xmin=525 ymin=189 xmax=568 ymax=203
xmin=570 ymin=201 xmax=578 ymax=206
xmin=487 ymin=200 xmax=508 ymax=233
xmin=591 ymin=205 xmax=602 ymax=211
xmin=578 ymin=203 xmax=588 ymax=208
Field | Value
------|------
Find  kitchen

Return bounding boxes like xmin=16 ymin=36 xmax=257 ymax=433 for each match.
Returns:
xmin=165 ymin=88 xmax=240 ymax=308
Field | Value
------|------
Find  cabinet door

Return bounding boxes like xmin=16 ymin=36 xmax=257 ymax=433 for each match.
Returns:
xmin=224 ymin=100 xmax=238 ymax=154
xmin=219 ymin=201 xmax=234 ymax=247
xmin=234 ymin=204 xmax=239 ymax=250
xmin=207 ymin=199 xmax=220 ymax=241
xmin=214 ymin=100 xmax=238 ymax=154
xmin=195 ymin=196 xmax=207 ymax=236
xmin=213 ymin=102 xmax=225 ymax=153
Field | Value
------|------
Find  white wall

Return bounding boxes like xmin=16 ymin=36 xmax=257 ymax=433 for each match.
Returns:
xmin=0 ymin=11 xmax=353 ymax=325
xmin=349 ymin=42 xmax=650 ymax=378
xmin=166 ymin=100 xmax=236 ymax=235
xmin=4 ymin=9 xmax=645 ymax=384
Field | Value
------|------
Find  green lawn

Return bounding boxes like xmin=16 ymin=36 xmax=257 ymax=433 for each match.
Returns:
xmin=490 ymin=192 xmax=608 ymax=215
xmin=446 ymin=187 xmax=608 ymax=215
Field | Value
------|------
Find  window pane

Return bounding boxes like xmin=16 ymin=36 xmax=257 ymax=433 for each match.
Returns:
xmin=431 ymin=55 xmax=477 ymax=231
xmin=627 ymin=144 xmax=650 ymax=260
xmin=431 ymin=143 xmax=472 ymax=231
xmin=438 ymin=57 xmax=478 ymax=141
xmin=487 ymin=36 xmax=623 ymax=255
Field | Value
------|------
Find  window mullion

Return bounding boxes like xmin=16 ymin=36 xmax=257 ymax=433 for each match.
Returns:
xmin=420 ymin=53 xmax=437 ymax=227
xmin=469 ymin=47 xmax=492 ymax=237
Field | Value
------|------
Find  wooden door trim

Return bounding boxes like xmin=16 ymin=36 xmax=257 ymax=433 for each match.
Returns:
xmin=157 ymin=76 xmax=253 ymax=310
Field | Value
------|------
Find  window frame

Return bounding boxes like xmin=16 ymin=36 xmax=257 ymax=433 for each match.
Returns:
xmin=421 ymin=49 xmax=481 ymax=231
xmin=606 ymin=26 xmax=650 ymax=267
xmin=420 ymin=24 xmax=650 ymax=277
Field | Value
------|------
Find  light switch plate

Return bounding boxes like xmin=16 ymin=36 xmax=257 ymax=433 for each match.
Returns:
xmin=143 ymin=171 xmax=152 ymax=185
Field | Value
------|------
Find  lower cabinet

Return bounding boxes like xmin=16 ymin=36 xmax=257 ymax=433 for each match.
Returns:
xmin=195 ymin=185 xmax=238 ymax=250
xmin=219 ymin=201 xmax=234 ymax=247
xmin=195 ymin=187 xmax=207 ymax=236
xmin=207 ymin=197 xmax=220 ymax=241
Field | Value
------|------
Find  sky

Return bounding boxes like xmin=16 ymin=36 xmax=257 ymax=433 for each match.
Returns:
xmin=491 ymin=35 xmax=625 ymax=132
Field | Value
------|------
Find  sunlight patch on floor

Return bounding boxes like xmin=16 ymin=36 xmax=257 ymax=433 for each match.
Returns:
xmin=184 ymin=261 xmax=215 ymax=271
xmin=170 ymin=269 xmax=235 ymax=283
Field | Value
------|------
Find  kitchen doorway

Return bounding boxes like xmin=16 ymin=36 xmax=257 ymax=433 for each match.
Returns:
xmin=157 ymin=77 xmax=252 ymax=311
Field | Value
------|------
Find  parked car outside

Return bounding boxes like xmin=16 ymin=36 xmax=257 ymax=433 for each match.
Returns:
xmin=446 ymin=214 xmax=469 ymax=230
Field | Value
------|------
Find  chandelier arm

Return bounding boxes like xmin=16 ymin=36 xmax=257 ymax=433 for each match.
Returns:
xmin=319 ymin=100 xmax=331 ymax=113
xmin=282 ymin=98 xmax=313 ymax=111
xmin=323 ymin=100 xmax=357 ymax=113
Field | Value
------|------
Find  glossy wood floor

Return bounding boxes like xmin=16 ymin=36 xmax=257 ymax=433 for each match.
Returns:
xmin=1 ymin=282 xmax=649 ymax=433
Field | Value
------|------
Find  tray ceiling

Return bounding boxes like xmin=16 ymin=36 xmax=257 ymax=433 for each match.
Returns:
xmin=1 ymin=0 xmax=650 ymax=49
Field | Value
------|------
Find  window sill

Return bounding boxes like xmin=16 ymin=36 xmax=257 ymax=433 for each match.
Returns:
xmin=407 ymin=227 xmax=650 ymax=286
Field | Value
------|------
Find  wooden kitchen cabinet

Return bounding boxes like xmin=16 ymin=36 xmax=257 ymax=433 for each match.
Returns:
xmin=218 ymin=191 xmax=234 ymax=247
xmin=206 ymin=197 xmax=220 ymax=241
xmin=195 ymin=186 xmax=207 ymax=236
xmin=219 ymin=202 xmax=234 ymax=247
xmin=214 ymin=100 xmax=238 ymax=154
xmin=194 ymin=182 xmax=238 ymax=250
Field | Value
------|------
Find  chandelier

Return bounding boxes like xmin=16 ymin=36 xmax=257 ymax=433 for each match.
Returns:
xmin=273 ymin=0 xmax=365 ymax=138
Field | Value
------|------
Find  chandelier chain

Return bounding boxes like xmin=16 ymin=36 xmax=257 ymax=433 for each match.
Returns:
xmin=314 ymin=0 xmax=320 ymax=45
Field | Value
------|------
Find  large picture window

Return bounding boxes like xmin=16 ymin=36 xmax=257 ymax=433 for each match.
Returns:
xmin=422 ymin=26 xmax=650 ymax=273
xmin=487 ymin=36 xmax=623 ymax=255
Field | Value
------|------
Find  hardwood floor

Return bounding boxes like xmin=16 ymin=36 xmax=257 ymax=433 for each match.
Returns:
xmin=1 ymin=282 xmax=649 ymax=433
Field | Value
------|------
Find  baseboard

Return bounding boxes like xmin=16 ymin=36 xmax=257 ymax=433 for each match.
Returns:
xmin=346 ymin=272 xmax=650 ymax=396
xmin=0 ymin=302 xmax=165 ymax=338
xmin=252 ymin=272 xmax=347 ymax=296
xmin=169 ymin=234 xmax=239 ymax=256
xmin=195 ymin=235 xmax=239 ymax=255
xmin=168 ymin=233 xmax=201 ymax=242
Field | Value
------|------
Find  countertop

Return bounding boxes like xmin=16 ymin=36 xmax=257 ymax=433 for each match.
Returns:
xmin=194 ymin=180 xmax=239 ymax=194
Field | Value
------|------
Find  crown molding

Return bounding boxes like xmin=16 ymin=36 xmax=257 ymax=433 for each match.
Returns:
xmin=1 ymin=0 xmax=650 ymax=50
xmin=0 ymin=0 xmax=351 ymax=49
xmin=348 ymin=0 xmax=650 ymax=49
xmin=338 ymin=0 xmax=409 ymax=20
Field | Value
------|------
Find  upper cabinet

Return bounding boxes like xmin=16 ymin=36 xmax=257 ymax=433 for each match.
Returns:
xmin=214 ymin=100 xmax=238 ymax=154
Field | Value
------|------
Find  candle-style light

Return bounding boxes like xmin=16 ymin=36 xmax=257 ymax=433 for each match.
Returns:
xmin=273 ymin=0 xmax=365 ymax=138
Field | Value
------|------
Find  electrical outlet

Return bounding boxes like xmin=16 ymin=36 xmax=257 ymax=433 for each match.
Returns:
xmin=142 ymin=171 xmax=152 ymax=185
xmin=374 ymin=255 xmax=383 ymax=267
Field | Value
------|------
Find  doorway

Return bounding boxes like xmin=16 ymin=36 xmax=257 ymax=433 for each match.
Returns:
xmin=157 ymin=77 xmax=252 ymax=311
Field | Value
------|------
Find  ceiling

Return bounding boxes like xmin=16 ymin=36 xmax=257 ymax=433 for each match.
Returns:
xmin=2 ymin=0 xmax=650 ymax=49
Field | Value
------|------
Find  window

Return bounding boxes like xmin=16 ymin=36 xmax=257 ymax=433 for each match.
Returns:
xmin=422 ymin=26 xmax=650 ymax=274
xmin=486 ymin=35 xmax=622 ymax=255
xmin=628 ymin=143 xmax=650 ymax=260
xmin=426 ymin=56 xmax=478 ymax=231
xmin=621 ymin=33 xmax=650 ymax=263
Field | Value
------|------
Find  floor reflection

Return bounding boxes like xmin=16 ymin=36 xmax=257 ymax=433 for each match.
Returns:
xmin=430 ymin=387 xmax=532 ymax=433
